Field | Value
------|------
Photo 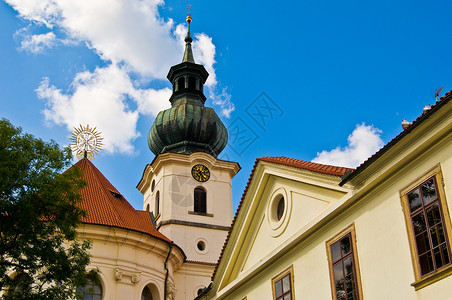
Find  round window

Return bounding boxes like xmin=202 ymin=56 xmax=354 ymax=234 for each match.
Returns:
xmin=197 ymin=241 xmax=206 ymax=251
xmin=195 ymin=238 xmax=208 ymax=254
xmin=267 ymin=188 xmax=291 ymax=237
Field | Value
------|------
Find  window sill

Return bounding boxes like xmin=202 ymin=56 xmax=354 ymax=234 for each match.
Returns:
xmin=188 ymin=211 xmax=214 ymax=217
xmin=411 ymin=264 xmax=452 ymax=290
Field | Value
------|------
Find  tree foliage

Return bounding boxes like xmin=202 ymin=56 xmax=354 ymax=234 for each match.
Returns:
xmin=0 ymin=119 xmax=95 ymax=299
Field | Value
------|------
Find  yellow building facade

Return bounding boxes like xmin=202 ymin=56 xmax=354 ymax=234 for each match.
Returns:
xmin=201 ymin=92 xmax=452 ymax=300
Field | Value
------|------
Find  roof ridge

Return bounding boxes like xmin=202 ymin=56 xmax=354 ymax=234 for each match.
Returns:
xmin=259 ymin=156 xmax=353 ymax=176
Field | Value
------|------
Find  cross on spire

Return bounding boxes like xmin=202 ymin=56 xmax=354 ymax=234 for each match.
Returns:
xmin=187 ymin=4 xmax=192 ymax=17
xmin=186 ymin=4 xmax=193 ymax=24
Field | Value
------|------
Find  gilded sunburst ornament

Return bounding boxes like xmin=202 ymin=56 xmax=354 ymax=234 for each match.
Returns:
xmin=70 ymin=125 xmax=103 ymax=160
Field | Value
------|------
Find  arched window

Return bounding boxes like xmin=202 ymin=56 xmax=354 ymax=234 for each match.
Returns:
xmin=188 ymin=77 xmax=196 ymax=90
xmin=155 ymin=191 xmax=160 ymax=216
xmin=76 ymin=276 xmax=102 ymax=300
xmin=194 ymin=187 xmax=206 ymax=214
xmin=141 ymin=286 xmax=154 ymax=300
xmin=146 ymin=203 xmax=150 ymax=212
xmin=177 ymin=77 xmax=185 ymax=90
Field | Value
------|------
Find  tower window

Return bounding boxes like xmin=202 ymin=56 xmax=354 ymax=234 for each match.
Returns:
xmin=188 ymin=76 xmax=196 ymax=90
xmin=194 ymin=187 xmax=206 ymax=214
xmin=155 ymin=191 xmax=160 ymax=216
xmin=177 ymin=77 xmax=185 ymax=90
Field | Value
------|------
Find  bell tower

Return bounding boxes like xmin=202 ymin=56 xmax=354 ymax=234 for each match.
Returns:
xmin=137 ymin=13 xmax=240 ymax=264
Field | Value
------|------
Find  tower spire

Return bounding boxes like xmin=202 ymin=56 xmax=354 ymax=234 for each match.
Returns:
xmin=182 ymin=5 xmax=195 ymax=63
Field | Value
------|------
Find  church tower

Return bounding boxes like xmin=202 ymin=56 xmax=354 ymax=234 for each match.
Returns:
xmin=137 ymin=13 xmax=240 ymax=264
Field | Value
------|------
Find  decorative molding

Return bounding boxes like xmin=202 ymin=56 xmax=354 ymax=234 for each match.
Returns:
xmin=158 ymin=219 xmax=230 ymax=231
xmin=188 ymin=211 xmax=214 ymax=217
xmin=114 ymin=268 xmax=141 ymax=285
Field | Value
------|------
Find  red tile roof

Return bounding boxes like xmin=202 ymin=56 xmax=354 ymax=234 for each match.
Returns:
xmin=69 ymin=158 xmax=170 ymax=242
xmin=260 ymin=156 xmax=353 ymax=176
xmin=212 ymin=157 xmax=350 ymax=280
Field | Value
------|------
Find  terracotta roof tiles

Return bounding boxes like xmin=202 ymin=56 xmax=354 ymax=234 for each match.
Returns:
xmin=69 ymin=158 xmax=170 ymax=242
xmin=259 ymin=156 xmax=353 ymax=176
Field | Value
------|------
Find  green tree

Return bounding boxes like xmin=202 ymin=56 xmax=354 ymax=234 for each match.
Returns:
xmin=0 ymin=119 xmax=95 ymax=299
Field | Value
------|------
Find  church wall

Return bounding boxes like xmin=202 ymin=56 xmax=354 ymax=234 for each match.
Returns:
xmin=174 ymin=262 xmax=216 ymax=300
xmin=160 ymin=224 xmax=228 ymax=264
xmin=79 ymin=224 xmax=184 ymax=300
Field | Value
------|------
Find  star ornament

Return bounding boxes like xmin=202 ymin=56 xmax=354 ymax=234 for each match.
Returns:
xmin=70 ymin=125 xmax=104 ymax=160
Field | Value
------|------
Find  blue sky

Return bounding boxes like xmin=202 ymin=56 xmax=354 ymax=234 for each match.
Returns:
xmin=1 ymin=0 xmax=451 ymax=211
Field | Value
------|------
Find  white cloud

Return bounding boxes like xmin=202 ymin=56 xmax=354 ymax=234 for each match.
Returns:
xmin=36 ymin=64 xmax=171 ymax=154
xmin=208 ymin=87 xmax=235 ymax=118
xmin=5 ymin=0 xmax=234 ymax=152
xmin=312 ymin=123 xmax=384 ymax=168
xmin=18 ymin=32 xmax=57 ymax=53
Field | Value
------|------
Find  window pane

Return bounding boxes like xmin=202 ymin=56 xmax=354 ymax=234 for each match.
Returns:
xmin=434 ymin=243 xmax=450 ymax=269
xmin=426 ymin=203 xmax=442 ymax=227
xmin=345 ymin=274 xmax=355 ymax=293
xmin=283 ymin=294 xmax=291 ymax=300
xmin=92 ymin=285 xmax=101 ymax=294
xmin=340 ymin=236 xmax=351 ymax=256
xmin=333 ymin=262 xmax=344 ymax=295
xmin=408 ymin=188 xmax=422 ymax=212
xmin=331 ymin=241 xmax=341 ymax=262
xmin=275 ymin=280 xmax=283 ymax=297
xmin=412 ymin=212 xmax=427 ymax=235
xmin=194 ymin=188 xmax=206 ymax=213
xmin=347 ymin=291 xmax=356 ymax=300
xmin=419 ymin=252 xmax=434 ymax=275
xmin=415 ymin=231 xmax=431 ymax=254
xmin=282 ymin=274 xmax=291 ymax=293
xmin=83 ymin=294 xmax=93 ymax=300
xmin=421 ymin=179 xmax=437 ymax=205
xmin=430 ymin=224 xmax=445 ymax=248
xmin=441 ymin=244 xmax=450 ymax=265
xmin=343 ymin=257 xmax=353 ymax=276
xmin=337 ymin=290 xmax=346 ymax=300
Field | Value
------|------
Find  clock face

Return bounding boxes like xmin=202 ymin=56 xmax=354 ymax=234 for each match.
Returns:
xmin=191 ymin=164 xmax=210 ymax=182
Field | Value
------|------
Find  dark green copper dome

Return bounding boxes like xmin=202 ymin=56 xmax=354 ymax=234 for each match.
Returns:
xmin=148 ymin=16 xmax=228 ymax=158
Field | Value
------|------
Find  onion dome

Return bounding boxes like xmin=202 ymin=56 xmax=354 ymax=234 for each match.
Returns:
xmin=148 ymin=14 xmax=228 ymax=158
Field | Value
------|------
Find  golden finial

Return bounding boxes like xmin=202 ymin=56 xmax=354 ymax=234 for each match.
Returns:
xmin=70 ymin=124 xmax=103 ymax=160
xmin=186 ymin=4 xmax=192 ymax=23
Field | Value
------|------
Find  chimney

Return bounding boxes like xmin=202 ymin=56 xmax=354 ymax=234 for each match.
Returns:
xmin=423 ymin=104 xmax=432 ymax=114
xmin=402 ymin=119 xmax=412 ymax=130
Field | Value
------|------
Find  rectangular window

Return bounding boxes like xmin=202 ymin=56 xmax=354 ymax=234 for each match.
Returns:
xmin=400 ymin=165 xmax=452 ymax=289
xmin=271 ymin=266 xmax=295 ymax=300
xmin=326 ymin=224 xmax=362 ymax=300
